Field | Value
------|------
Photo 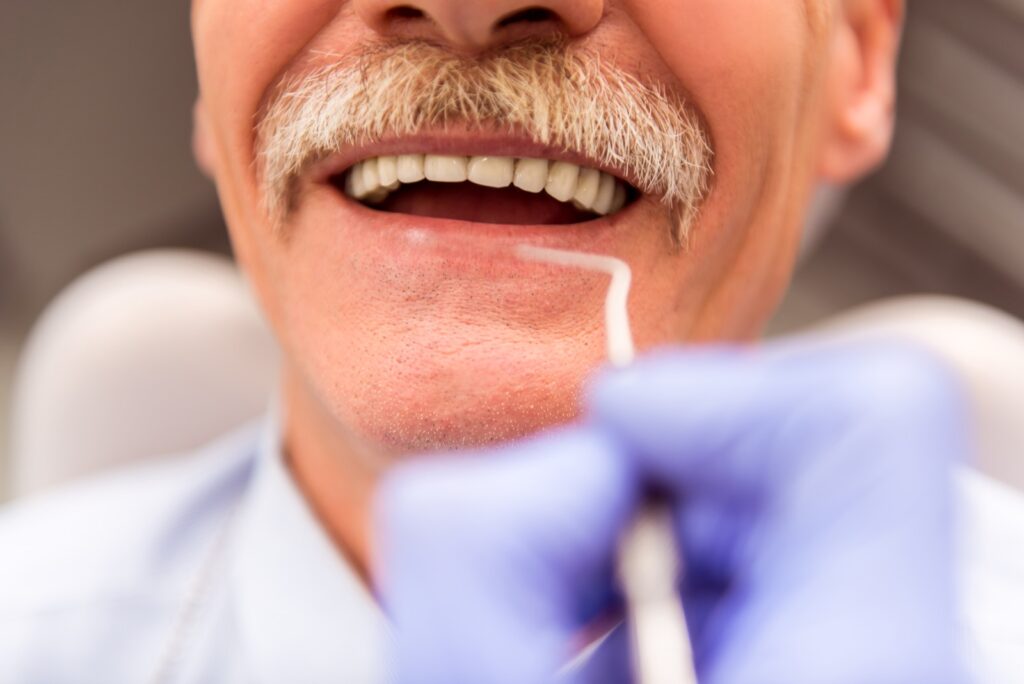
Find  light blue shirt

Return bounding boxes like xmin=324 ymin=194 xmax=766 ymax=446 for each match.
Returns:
xmin=0 ymin=417 xmax=1022 ymax=682
xmin=0 ymin=420 xmax=389 ymax=683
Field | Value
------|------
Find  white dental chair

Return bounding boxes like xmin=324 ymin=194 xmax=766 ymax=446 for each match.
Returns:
xmin=7 ymin=250 xmax=279 ymax=496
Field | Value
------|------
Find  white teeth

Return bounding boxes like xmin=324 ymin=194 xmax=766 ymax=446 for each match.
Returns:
xmin=377 ymin=155 xmax=399 ymax=187
xmin=572 ymin=167 xmax=601 ymax=210
xmin=360 ymin=158 xmax=380 ymax=193
xmin=364 ymin=188 xmax=389 ymax=204
xmin=592 ymin=172 xmax=617 ymax=215
xmin=424 ymin=155 xmax=468 ymax=183
xmin=343 ymin=153 xmax=629 ymax=217
xmin=397 ymin=154 xmax=425 ymax=184
xmin=345 ymin=165 xmax=366 ymax=199
xmin=467 ymin=156 xmax=514 ymax=188
xmin=610 ymin=183 xmax=627 ymax=214
xmin=513 ymin=158 xmax=549 ymax=194
xmin=545 ymin=162 xmax=580 ymax=203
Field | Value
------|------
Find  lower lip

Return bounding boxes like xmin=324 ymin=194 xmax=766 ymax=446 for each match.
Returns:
xmin=315 ymin=181 xmax=642 ymax=256
xmin=277 ymin=182 xmax=663 ymax=312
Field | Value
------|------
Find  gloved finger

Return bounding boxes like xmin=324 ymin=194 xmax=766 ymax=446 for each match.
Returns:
xmin=586 ymin=343 xmax=969 ymax=682
xmin=374 ymin=427 xmax=638 ymax=684
xmin=586 ymin=342 xmax=966 ymax=499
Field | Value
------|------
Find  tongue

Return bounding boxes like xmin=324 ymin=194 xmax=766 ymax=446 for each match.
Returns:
xmin=378 ymin=182 xmax=592 ymax=225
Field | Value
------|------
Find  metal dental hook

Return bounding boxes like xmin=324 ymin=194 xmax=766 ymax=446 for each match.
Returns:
xmin=515 ymin=244 xmax=698 ymax=684
xmin=514 ymin=245 xmax=636 ymax=368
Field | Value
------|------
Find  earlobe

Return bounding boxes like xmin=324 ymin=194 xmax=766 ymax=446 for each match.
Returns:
xmin=192 ymin=99 xmax=217 ymax=179
xmin=816 ymin=0 xmax=903 ymax=184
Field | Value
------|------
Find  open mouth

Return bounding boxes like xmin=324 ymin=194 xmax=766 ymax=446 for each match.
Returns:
xmin=330 ymin=155 xmax=636 ymax=225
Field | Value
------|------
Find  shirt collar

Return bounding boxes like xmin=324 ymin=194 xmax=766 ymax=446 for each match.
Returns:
xmin=229 ymin=414 xmax=392 ymax=683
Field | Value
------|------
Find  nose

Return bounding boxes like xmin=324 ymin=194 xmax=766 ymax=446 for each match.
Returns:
xmin=353 ymin=0 xmax=604 ymax=52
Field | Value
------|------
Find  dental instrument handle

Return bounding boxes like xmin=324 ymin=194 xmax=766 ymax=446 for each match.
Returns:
xmin=617 ymin=502 xmax=698 ymax=684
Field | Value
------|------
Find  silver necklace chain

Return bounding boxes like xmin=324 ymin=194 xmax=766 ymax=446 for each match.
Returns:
xmin=149 ymin=502 xmax=242 ymax=684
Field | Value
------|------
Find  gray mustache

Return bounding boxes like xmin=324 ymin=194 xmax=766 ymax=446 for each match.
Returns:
xmin=256 ymin=40 xmax=713 ymax=239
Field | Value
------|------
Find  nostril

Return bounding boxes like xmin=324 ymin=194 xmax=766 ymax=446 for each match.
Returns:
xmin=496 ymin=7 xmax=558 ymax=28
xmin=385 ymin=5 xmax=426 ymax=21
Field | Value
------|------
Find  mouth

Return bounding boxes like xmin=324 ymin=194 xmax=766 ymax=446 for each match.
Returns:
xmin=319 ymin=143 xmax=638 ymax=227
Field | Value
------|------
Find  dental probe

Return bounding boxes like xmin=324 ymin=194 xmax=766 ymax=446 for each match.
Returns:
xmin=515 ymin=245 xmax=698 ymax=684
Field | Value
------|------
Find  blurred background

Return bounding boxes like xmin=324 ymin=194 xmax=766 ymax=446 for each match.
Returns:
xmin=0 ymin=0 xmax=1022 ymax=493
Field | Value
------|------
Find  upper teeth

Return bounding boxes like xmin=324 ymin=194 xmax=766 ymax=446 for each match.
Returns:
xmin=344 ymin=155 xmax=629 ymax=216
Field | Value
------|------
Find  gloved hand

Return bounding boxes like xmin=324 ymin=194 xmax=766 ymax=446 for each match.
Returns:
xmin=374 ymin=342 xmax=970 ymax=684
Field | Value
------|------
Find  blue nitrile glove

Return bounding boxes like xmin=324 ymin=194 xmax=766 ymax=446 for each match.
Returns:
xmin=374 ymin=342 xmax=970 ymax=684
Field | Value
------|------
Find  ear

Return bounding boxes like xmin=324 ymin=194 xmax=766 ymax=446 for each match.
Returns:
xmin=817 ymin=0 xmax=904 ymax=183
xmin=192 ymin=98 xmax=217 ymax=179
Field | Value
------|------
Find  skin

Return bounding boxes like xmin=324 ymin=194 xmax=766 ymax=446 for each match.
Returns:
xmin=190 ymin=0 xmax=904 ymax=575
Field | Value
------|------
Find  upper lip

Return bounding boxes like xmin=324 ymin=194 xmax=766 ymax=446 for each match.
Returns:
xmin=308 ymin=129 xmax=639 ymax=191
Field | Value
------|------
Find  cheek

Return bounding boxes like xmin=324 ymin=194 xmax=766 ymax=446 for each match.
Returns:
xmin=192 ymin=0 xmax=348 ymax=330
xmin=624 ymin=0 xmax=817 ymax=335
xmin=626 ymin=0 xmax=809 ymax=121
xmin=192 ymin=0 xmax=344 ymax=219
xmin=193 ymin=0 xmax=340 ymax=120
xmin=622 ymin=0 xmax=806 ymax=201
xmin=626 ymin=0 xmax=809 ymax=186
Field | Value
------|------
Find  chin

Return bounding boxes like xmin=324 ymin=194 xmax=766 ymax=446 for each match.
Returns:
xmin=305 ymin=327 xmax=609 ymax=456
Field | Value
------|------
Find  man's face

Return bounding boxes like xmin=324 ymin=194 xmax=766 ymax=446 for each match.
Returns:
xmin=190 ymin=0 xmax=857 ymax=454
